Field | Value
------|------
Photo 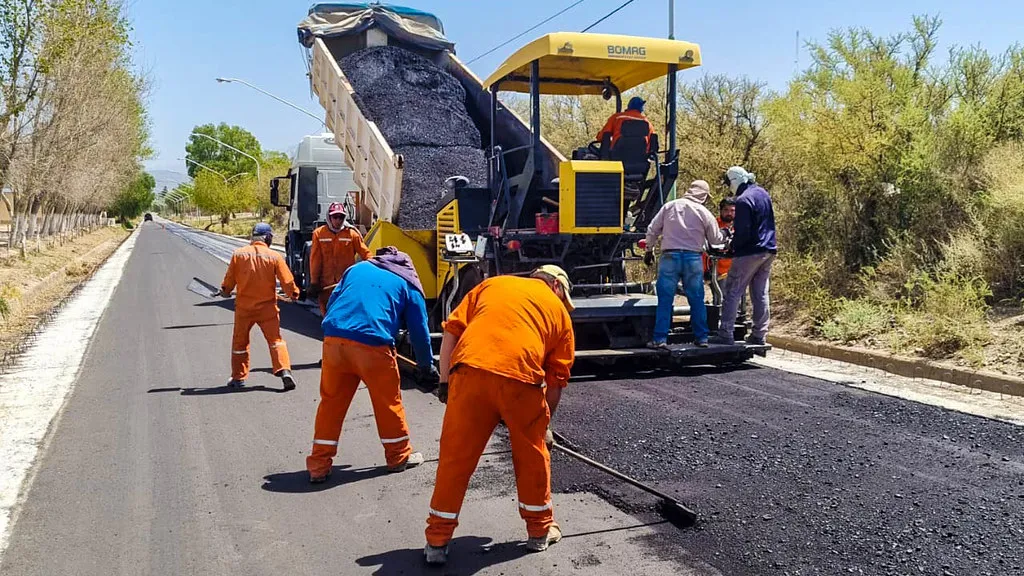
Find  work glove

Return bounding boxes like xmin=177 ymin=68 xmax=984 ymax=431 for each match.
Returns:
xmin=307 ymin=283 xmax=321 ymax=298
xmin=643 ymin=250 xmax=655 ymax=267
xmin=219 ymin=288 xmax=232 ymax=298
xmin=436 ymin=382 xmax=449 ymax=404
xmin=417 ymin=364 xmax=440 ymax=390
xmin=544 ymin=427 xmax=554 ymax=448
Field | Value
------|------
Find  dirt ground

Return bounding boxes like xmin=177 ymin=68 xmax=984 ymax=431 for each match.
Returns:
xmin=0 ymin=226 xmax=129 ymax=360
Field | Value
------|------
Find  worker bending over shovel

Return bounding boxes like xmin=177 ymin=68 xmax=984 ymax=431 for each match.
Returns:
xmin=424 ymin=265 xmax=576 ymax=566
xmin=306 ymin=246 xmax=437 ymax=483
xmin=221 ymin=223 xmax=300 ymax=391
xmin=308 ymin=201 xmax=371 ymax=315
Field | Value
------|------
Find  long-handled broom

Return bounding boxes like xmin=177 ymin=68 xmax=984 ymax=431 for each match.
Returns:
xmin=551 ymin=431 xmax=698 ymax=529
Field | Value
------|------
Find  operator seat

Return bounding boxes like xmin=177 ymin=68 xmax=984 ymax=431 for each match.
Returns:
xmin=610 ymin=119 xmax=653 ymax=200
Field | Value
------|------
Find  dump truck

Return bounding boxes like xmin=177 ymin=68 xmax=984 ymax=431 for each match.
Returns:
xmin=291 ymin=3 xmax=768 ymax=367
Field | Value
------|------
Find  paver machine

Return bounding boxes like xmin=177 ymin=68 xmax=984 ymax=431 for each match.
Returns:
xmin=431 ymin=32 xmax=767 ymax=365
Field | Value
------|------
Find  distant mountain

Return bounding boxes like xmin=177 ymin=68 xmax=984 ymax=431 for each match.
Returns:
xmin=149 ymin=170 xmax=192 ymax=194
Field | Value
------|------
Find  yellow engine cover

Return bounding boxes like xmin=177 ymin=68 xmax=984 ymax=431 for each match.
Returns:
xmin=558 ymin=161 xmax=624 ymax=234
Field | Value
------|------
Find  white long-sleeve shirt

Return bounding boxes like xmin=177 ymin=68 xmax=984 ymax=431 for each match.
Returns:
xmin=645 ymin=196 xmax=725 ymax=252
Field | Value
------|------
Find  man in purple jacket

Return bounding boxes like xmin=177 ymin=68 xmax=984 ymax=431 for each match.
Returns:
xmin=710 ymin=166 xmax=777 ymax=346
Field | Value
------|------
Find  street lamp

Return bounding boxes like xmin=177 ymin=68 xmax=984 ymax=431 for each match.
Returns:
xmin=215 ymin=77 xmax=325 ymax=126
xmin=189 ymin=131 xmax=261 ymax=184
xmin=179 ymin=157 xmax=228 ymax=182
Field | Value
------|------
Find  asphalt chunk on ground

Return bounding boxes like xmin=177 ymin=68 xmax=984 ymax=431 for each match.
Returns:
xmin=551 ymin=364 xmax=1024 ymax=576
xmin=339 ymin=45 xmax=486 ymax=230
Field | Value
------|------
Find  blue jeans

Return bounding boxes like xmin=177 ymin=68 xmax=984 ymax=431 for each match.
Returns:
xmin=654 ymin=251 xmax=708 ymax=343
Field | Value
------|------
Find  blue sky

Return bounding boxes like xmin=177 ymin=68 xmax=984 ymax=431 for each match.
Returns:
xmin=130 ymin=0 xmax=1023 ymax=174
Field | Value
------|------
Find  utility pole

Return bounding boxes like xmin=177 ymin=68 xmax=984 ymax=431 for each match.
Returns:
xmin=668 ymin=0 xmax=674 ymax=39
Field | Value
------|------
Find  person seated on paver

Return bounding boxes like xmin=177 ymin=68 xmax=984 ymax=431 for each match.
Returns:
xmin=424 ymin=265 xmax=576 ymax=566
xmin=595 ymin=96 xmax=654 ymax=151
xmin=306 ymin=246 xmax=436 ymax=483
xmin=643 ymin=180 xmax=728 ymax=349
xmin=221 ymin=223 xmax=299 ymax=391
xmin=709 ymin=166 xmax=777 ymax=346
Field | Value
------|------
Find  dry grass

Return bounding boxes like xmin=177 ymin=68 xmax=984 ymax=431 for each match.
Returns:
xmin=0 ymin=226 xmax=129 ymax=357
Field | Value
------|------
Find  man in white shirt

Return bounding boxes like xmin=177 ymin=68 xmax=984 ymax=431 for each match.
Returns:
xmin=643 ymin=180 xmax=727 ymax=348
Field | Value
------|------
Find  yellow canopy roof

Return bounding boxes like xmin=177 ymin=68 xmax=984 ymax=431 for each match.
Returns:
xmin=482 ymin=32 xmax=701 ymax=95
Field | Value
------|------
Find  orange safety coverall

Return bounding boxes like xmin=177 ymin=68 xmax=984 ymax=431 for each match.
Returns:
xmin=306 ymin=337 xmax=413 ymax=475
xmin=426 ymin=276 xmax=575 ymax=546
xmin=309 ymin=224 xmax=371 ymax=314
xmin=595 ymin=109 xmax=653 ymax=149
xmin=221 ymin=241 xmax=300 ymax=381
xmin=703 ymin=216 xmax=733 ymax=280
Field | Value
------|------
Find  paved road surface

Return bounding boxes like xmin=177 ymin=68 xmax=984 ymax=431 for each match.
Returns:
xmin=0 ymin=223 xmax=694 ymax=576
xmin=1 ymin=222 xmax=1022 ymax=575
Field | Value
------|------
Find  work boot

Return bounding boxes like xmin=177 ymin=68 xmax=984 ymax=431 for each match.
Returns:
xmin=226 ymin=379 xmax=245 ymax=388
xmin=309 ymin=468 xmax=332 ymax=484
xmin=424 ymin=544 xmax=448 ymax=566
xmin=708 ymin=335 xmax=735 ymax=346
xmin=745 ymin=335 xmax=767 ymax=346
xmin=694 ymin=339 xmax=709 ymax=348
xmin=387 ymin=451 xmax=424 ymax=473
xmin=526 ymin=524 xmax=562 ymax=552
xmin=279 ymin=370 xmax=296 ymax=391
xmin=646 ymin=340 xmax=668 ymax=350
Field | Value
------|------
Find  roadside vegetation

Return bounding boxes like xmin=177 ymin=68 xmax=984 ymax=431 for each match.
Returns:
xmin=522 ymin=16 xmax=1024 ymax=373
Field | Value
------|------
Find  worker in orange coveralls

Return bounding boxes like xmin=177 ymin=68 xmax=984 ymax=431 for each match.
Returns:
xmin=307 ymin=201 xmax=371 ymax=315
xmin=306 ymin=247 xmax=436 ymax=484
xmin=221 ymin=222 xmax=300 ymax=391
xmin=595 ymin=96 xmax=654 ymax=150
xmin=423 ymin=265 xmax=576 ymax=567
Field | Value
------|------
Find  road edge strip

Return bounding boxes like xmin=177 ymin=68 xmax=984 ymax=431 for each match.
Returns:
xmin=768 ymin=334 xmax=1024 ymax=398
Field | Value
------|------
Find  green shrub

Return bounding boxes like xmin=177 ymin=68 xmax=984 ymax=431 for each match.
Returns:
xmin=893 ymin=272 xmax=992 ymax=363
xmin=771 ymin=254 xmax=839 ymax=326
xmin=819 ymin=299 xmax=892 ymax=343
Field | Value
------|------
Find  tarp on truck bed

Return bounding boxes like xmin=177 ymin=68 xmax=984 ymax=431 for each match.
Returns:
xmin=297 ymin=5 xmax=454 ymax=52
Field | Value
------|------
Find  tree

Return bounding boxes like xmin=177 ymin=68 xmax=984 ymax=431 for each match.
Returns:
xmin=185 ymin=123 xmax=262 ymax=180
xmin=108 ymin=169 xmax=154 ymax=222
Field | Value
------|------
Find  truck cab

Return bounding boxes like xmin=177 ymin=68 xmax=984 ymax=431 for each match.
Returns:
xmin=270 ymin=133 xmax=358 ymax=296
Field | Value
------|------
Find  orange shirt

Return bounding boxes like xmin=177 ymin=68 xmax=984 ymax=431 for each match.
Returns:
xmin=703 ymin=216 xmax=733 ymax=278
xmin=221 ymin=241 xmax=299 ymax=312
xmin=595 ymin=109 xmax=653 ymax=149
xmin=443 ymin=276 xmax=575 ymax=388
xmin=310 ymin=224 xmax=371 ymax=287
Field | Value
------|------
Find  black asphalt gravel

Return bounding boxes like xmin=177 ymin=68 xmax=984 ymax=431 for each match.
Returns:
xmin=339 ymin=46 xmax=486 ymax=230
xmin=551 ymin=364 xmax=1024 ymax=576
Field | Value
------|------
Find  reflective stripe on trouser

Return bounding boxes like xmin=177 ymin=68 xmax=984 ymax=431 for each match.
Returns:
xmin=306 ymin=337 xmax=413 ymax=476
xmin=426 ymin=366 xmax=553 ymax=547
xmin=230 ymin=307 xmax=290 ymax=381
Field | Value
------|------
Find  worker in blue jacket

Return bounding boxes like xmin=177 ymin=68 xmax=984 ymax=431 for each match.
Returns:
xmin=710 ymin=166 xmax=778 ymax=347
xmin=306 ymin=246 xmax=437 ymax=483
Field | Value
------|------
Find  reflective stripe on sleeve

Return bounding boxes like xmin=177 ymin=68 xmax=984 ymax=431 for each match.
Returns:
xmin=429 ymin=508 xmax=458 ymax=520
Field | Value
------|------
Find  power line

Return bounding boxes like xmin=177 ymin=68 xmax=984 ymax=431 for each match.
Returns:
xmin=581 ymin=0 xmax=637 ymax=33
xmin=466 ymin=0 xmax=590 ymax=65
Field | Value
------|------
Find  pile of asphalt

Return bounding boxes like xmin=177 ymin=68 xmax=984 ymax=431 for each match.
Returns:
xmin=551 ymin=364 xmax=1024 ymax=575
xmin=339 ymin=46 xmax=487 ymax=229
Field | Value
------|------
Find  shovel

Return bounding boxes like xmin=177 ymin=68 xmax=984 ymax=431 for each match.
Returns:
xmin=187 ymin=276 xmax=293 ymax=302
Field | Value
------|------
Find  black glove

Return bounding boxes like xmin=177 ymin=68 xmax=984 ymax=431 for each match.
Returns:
xmin=643 ymin=250 xmax=655 ymax=267
xmin=436 ymin=382 xmax=449 ymax=404
xmin=417 ymin=364 xmax=440 ymax=389
xmin=307 ymin=283 xmax=321 ymax=298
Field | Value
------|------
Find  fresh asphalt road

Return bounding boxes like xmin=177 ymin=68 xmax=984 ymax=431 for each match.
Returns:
xmin=0 ymin=223 xmax=697 ymax=576
xmin=2 ymin=222 xmax=1022 ymax=576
